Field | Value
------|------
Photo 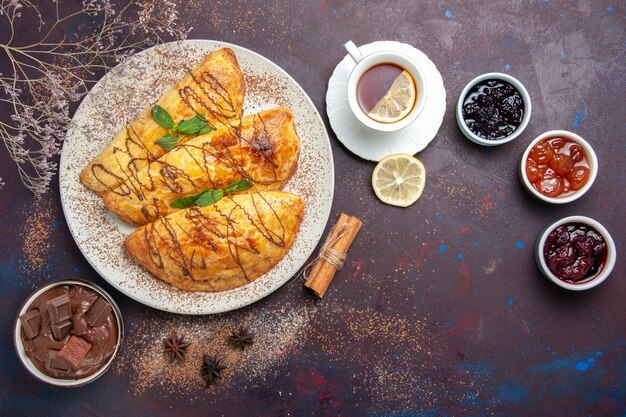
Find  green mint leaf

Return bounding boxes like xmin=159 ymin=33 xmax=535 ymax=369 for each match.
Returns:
xmin=197 ymin=125 xmax=214 ymax=135
xmin=176 ymin=115 xmax=209 ymax=135
xmin=169 ymin=188 xmax=210 ymax=208
xmin=225 ymin=179 xmax=253 ymax=193
xmin=170 ymin=195 xmax=199 ymax=209
xmin=157 ymin=134 xmax=183 ymax=150
xmin=196 ymin=189 xmax=224 ymax=207
xmin=151 ymin=105 xmax=174 ymax=130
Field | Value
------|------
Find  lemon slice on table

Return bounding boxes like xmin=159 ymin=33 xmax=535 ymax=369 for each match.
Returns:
xmin=368 ymin=70 xmax=416 ymax=123
xmin=372 ymin=154 xmax=426 ymax=207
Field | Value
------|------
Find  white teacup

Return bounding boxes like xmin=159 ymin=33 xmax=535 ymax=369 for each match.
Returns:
xmin=344 ymin=40 xmax=427 ymax=132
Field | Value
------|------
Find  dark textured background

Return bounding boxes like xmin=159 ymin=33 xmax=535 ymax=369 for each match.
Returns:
xmin=1 ymin=1 xmax=624 ymax=416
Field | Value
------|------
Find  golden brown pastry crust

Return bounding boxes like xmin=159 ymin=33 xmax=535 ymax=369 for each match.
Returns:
xmin=124 ymin=192 xmax=305 ymax=292
xmin=80 ymin=48 xmax=246 ymax=195
xmin=102 ymin=107 xmax=300 ymax=226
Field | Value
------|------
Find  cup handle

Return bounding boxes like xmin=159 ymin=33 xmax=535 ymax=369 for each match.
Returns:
xmin=344 ymin=40 xmax=363 ymax=64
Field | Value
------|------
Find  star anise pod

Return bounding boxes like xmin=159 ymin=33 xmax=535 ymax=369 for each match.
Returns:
xmin=227 ymin=325 xmax=255 ymax=351
xmin=163 ymin=332 xmax=191 ymax=363
xmin=200 ymin=354 xmax=227 ymax=385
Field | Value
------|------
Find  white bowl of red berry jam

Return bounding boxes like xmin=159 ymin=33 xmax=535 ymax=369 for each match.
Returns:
xmin=456 ymin=72 xmax=532 ymax=146
xmin=520 ymin=130 xmax=598 ymax=204
xmin=536 ymin=216 xmax=616 ymax=291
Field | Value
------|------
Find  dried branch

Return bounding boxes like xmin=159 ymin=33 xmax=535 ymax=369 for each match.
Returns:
xmin=0 ymin=0 xmax=188 ymax=195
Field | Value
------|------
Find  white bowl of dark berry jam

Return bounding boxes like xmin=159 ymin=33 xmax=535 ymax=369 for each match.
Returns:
xmin=536 ymin=216 xmax=616 ymax=291
xmin=456 ymin=73 xmax=531 ymax=146
xmin=520 ymin=130 xmax=598 ymax=204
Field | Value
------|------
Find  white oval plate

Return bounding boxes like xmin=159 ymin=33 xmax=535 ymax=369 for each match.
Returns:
xmin=59 ymin=40 xmax=334 ymax=314
xmin=326 ymin=41 xmax=446 ymax=161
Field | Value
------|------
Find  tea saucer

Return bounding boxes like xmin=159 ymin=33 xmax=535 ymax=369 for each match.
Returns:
xmin=326 ymin=41 xmax=446 ymax=161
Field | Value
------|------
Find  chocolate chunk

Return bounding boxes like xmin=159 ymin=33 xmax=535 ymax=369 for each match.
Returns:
xmin=19 ymin=309 xmax=41 ymax=339
xmin=51 ymin=320 xmax=72 ymax=340
xmin=85 ymin=297 xmax=112 ymax=327
xmin=46 ymin=294 xmax=71 ymax=324
xmin=82 ymin=329 xmax=101 ymax=344
xmin=45 ymin=350 xmax=70 ymax=372
xmin=71 ymin=315 xmax=88 ymax=336
xmin=58 ymin=335 xmax=92 ymax=368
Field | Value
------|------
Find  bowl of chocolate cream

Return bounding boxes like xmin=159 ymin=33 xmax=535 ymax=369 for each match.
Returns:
xmin=14 ymin=279 xmax=123 ymax=387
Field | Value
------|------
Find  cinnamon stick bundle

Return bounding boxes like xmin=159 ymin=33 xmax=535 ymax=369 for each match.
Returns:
xmin=304 ymin=213 xmax=362 ymax=298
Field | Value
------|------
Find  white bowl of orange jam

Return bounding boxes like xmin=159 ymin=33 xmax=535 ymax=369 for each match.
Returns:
xmin=520 ymin=130 xmax=598 ymax=204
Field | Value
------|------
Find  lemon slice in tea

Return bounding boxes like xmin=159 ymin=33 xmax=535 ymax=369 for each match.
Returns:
xmin=372 ymin=154 xmax=426 ymax=207
xmin=368 ymin=70 xmax=416 ymax=123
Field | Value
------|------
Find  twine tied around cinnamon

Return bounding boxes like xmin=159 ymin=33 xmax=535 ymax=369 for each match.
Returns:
xmin=301 ymin=222 xmax=350 ymax=279
xmin=303 ymin=213 xmax=362 ymax=298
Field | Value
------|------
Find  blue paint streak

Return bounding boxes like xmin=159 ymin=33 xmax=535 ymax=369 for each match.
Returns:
xmin=495 ymin=380 xmax=529 ymax=402
xmin=572 ymin=106 xmax=586 ymax=129
xmin=505 ymin=64 xmax=511 ymax=71
xmin=575 ymin=362 xmax=590 ymax=371
xmin=445 ymin=9 xmax=453 ymax=18
xmin=478 ymin=178 xmax=485 ymax=185
xmin=560 ymin=12 xmax=565 ymax=17
xmin=607 ymin=6 xmax=613 ymax=12
xmin=516 ymin=241 xmax=524 ymax=249
xmin=507 ymin=298 xmax=513 ymax=306
xmin=531 ymin=357 xmax=576 ymax=372
xmin=437 ymin=215 xmax=443 ymax=220
xmin=530 ymin=348 xmax=610 ymax=374
xmin=457 ymin=254 xmax=463 ymax=260
xmin=0 ymin=258 xmax=19 ymax=292
xmin=472 ymin=241 xmax=479 ymax=247
xmin=439 ymin=245 xmax=447 ymax=253
xmin=332 ymin=7 xmax=337 ymax=14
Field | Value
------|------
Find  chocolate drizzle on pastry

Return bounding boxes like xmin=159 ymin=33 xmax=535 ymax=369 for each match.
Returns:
xmin=80 ymin=48 xmax=246 ymax=195
xmin=124 ymin=191 xmax=304 ymax=292
xmin=90 ymin=68 xmax=241 ymax=195
xmin=141 ymin=193 xmax=286 ymax=284
xmin=103 ymin=107 xmax=299 ymax=226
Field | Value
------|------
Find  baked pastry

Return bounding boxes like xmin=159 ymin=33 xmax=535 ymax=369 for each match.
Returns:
xmin=124 ymin=192 xmax=305 ymax=292
xmin=103 ymin=107 xmax=300 ymax=226
xmin=80 ymin=48 xmax=246 ymax=195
